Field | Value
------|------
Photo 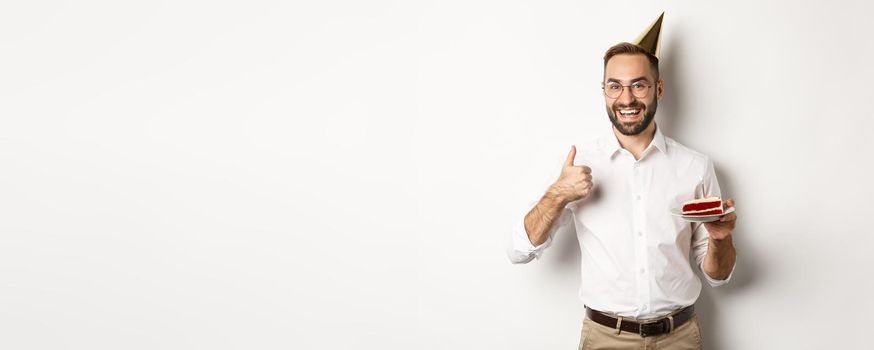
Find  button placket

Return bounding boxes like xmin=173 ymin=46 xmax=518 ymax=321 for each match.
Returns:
xmin=629 ymin=157 xmax=646 ymax=306
xmin=633 ymin=160 xmax=652 ymax=314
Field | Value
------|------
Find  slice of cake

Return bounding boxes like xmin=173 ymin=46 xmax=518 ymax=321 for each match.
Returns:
xmin=681 ymin=197 xmax=723 ymax=216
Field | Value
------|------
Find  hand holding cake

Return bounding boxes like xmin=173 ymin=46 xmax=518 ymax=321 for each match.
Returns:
xmin=702 ymin=198 xmax=737 ymax=241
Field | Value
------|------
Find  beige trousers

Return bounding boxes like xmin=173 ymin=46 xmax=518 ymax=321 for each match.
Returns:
xmin=578 ymin=314 xmax=703 ymax=350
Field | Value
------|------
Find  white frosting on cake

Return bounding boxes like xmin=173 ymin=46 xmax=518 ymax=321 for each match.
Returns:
xmin=682 ymin=196 xmax=721 ymax=205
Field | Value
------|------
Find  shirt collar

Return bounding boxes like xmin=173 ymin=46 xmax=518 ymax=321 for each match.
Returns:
xmin=601 ymin=124 xmax=668 ymax=160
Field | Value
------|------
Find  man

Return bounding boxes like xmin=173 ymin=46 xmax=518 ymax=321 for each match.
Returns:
xmin=507 ymin=14 xmax=737 ymax=350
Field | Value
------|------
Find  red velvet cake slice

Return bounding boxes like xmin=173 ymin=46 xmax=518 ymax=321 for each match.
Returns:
xmin=681 ymin=197 xmax=723 ymax=216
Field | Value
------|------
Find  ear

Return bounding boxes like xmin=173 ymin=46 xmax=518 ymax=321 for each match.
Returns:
xmin=656 ymin=79 xmax=664 ymax=100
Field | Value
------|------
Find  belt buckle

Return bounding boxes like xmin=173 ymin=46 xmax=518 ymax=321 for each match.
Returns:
xmin=638 ymin=320 xmax=664 ymax=338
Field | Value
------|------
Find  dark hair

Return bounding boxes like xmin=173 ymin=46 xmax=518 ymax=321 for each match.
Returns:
xmin=603 ymin=42 xmax=659 ymax=80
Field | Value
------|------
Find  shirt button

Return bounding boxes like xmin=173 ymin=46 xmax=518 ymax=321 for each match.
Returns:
xmin=639 ymin=268 xmax=645 ymax=274
xmin=636 ymin=195 xmax=641 ymax=200
xmin=638 ymin=231 xmax=643 ymax=237
xmin=633 ymin=163 xmax=640 ymax=168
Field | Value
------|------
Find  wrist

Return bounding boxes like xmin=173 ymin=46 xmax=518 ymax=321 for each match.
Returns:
xmin=544 ymin=187 xmax=567 ymax=208
xmin=709 ymin=234 xmax=733 ymax=247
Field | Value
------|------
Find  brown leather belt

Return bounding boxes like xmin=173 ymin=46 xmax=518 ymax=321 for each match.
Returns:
xmin=585 ymin=305 xmax=695 ymax=338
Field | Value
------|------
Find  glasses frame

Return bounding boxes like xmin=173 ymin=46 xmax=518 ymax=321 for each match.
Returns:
xmin=601 ymin=81 xmax=655 ymax=99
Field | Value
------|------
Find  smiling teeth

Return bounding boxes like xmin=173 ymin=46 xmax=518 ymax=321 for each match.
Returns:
xmin=620 ymin=109 xmax=640 ymax=115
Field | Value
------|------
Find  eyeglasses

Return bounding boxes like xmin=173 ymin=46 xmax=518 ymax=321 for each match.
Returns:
xmin=602 ymin=81 xmax=653 ymax=99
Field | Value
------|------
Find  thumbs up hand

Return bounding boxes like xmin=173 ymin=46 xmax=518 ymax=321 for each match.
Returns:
xmin=548 ymin=146 xmax=593 ymax=205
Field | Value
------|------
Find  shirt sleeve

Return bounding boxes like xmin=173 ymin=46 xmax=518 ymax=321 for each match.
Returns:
xmin=690 ymin=157 xmax=735 ymax=287
xmin=506 ymin=200 xmax=573 ymax=264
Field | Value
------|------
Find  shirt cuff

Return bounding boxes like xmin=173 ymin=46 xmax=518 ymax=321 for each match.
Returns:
xmin=507 ymin=218 xmax=552 ymax=264
xmin=699 ymin=259 xmax=736 ymax=287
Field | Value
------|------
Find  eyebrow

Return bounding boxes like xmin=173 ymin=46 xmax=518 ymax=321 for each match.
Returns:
xmin=606 ymin=76 xmax=650 ymax=84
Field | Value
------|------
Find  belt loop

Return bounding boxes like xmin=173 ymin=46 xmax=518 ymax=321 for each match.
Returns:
xmin=615 ymin=317 xmax=623 ymax=335
xmin=667 ymin=315 xmax=674 ymax=333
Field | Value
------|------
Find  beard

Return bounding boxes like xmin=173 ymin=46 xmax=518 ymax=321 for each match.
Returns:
xmin=606 ymin=98 xmax=657 ymax=136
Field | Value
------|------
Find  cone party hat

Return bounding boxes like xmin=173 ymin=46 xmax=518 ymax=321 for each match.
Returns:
xmin=632 ymin=12 xmax=664 ymax=59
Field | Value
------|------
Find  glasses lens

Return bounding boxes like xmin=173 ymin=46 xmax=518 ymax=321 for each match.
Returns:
xmin=604 ymin=83 xmax=622 ymax=98
xmin=631 ymin=83 xmax=649 ymax=98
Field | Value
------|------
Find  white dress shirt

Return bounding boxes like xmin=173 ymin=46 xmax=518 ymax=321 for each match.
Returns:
xmin=507 ymin=125 xmax=735 ymax=319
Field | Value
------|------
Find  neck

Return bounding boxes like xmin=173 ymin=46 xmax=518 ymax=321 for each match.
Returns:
xmin=613 ymin=122 xmax=657 ymax=161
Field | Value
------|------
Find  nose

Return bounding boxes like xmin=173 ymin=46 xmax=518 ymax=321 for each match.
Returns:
xmin=617 ymin=86 xmax=636 ymax=105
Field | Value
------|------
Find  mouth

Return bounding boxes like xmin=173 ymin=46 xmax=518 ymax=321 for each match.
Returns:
xmin=616 ymin=107 xmax=643 ymax=122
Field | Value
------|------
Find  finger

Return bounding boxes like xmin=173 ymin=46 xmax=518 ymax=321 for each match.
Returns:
xmin=704 ymin=223 xmax=728 ymax=237
xmin=578 ymin=165 xmax=592 ymax=174
xmin=724 ymin=198 xmax=735 ymax=208
xmin=719 ymin=212 xmax=737 ymax=222
xmin=564 ymin=145 xmax=576 ymax=167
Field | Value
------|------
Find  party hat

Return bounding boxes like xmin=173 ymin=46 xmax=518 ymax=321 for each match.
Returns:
xmin=632 ymin=12 xmax=664 ymax=58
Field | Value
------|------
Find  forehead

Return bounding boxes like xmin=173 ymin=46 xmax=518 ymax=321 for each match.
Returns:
xmin=604 ymin=54 xmax=655 ymax=82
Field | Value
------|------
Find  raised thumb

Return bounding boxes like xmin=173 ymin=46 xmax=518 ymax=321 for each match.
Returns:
xmin=564 ymin=145 xmax=576 ymax=167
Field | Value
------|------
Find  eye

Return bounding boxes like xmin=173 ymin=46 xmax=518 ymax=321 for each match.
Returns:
xmin=631 ymin=82 xmax=646 ymax=90
xmin=607 ymin=84 xmax=621 ymax=91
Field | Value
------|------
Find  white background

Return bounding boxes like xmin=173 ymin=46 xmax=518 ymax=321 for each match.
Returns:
xmin=2 ymin=1 xmax=872 ymax=349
